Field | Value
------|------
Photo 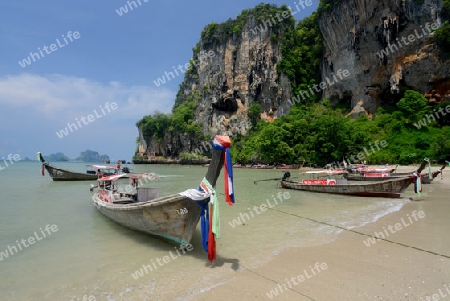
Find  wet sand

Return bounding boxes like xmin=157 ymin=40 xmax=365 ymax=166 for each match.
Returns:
xmin=196 ymin=168 xmax=450 ymax=300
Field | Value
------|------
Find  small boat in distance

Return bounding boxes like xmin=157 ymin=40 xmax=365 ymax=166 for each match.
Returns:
xmin=38 ymin=152 xmax=120 ymax=181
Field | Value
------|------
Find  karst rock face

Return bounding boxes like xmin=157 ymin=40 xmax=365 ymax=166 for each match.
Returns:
xmin=177 ymin=19 xmax=292 ymax=137
xmin=136 ymin=1 xmax=450 ymax=160
xmin=136 ymin=8 xmax=293 ymax=159
xmin=319 ymin=0 xmax=449 ymax=115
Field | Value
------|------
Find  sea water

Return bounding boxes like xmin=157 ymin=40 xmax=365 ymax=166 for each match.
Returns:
xmin=0 ymin=162 xmax=415 ymax=300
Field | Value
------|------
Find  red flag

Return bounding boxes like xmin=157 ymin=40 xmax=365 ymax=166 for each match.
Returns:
xmin=207 ymin=203 xmax=216 ymax=262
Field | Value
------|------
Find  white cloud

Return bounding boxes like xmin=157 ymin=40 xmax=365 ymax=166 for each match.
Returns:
xmin=0 ymin=73 xmax=176 ymax=160
xmin=0 ymin=73 xmax=175 ymax=119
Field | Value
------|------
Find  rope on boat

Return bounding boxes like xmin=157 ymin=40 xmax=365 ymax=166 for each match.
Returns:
xmin=226 ymin=194 xmax=450 ymax=260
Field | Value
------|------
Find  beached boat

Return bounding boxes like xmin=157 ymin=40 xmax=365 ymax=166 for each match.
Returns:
xmin=345 ymin=172 xmax=437 ymax=184
xmin=420 ymin=161 xmax=448 ymax=184
xmin=345 ymin=160 xmax=448 ymax=184
xmin=344 ymin=172 xmax=403 ymax=182
xmin=346 ymin=166 xmax=398 ymax=174
xmin=91 ymin=136 xmax=234 ymax=249
xmin=280 ymin=175 xmax=415 ymax=198
xmin=38 ymin=152 xmax=119 ymax=181
xmin=279 ymin=162 xmax=426 ymax=198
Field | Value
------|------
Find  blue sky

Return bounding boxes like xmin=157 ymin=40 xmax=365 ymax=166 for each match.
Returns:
xmin=0 ymin=0 xmax=317 ymax=162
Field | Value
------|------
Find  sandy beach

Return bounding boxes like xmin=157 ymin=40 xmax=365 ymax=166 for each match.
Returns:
xmin=196 ymin=168 xmax=450 ymax=301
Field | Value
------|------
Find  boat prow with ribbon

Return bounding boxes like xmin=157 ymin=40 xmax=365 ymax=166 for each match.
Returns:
xmin=91 ymin=136 xmax=235 ymax=262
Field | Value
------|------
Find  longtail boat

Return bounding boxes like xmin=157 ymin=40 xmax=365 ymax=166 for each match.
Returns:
xmin=280 ymin=176 xmax=415 ymax=198
xmin=346 ymin=164 xmax=397 ymax=174
xmin=91 ymin=136 xmax=235 ymax=252
xmin=280 ymin=161 xmax=427 ymax=198
xmin=421 ymin=160 xmax=448 ymax=184
xmin=345 ymin=160 xmax=448 ymax=184
xmin=38 ymin=152 xmax=122 ymax=181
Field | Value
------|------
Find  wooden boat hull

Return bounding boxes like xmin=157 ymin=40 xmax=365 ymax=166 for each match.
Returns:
xmin=92 ymin=193 xmax=202 ymax=246
xmin=280 ymin=177 xmax=414 ymax=198
xmin=91 ymin=136 xmax=228 ymax=247
xmin=44 ymin=163 xmax=102 ymax=181
xmin=345 ymin=172 xmax=436 ymax=184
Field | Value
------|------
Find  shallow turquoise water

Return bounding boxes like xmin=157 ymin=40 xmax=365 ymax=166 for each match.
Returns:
xmin=0 ymin=162 xmax=415 ymax=300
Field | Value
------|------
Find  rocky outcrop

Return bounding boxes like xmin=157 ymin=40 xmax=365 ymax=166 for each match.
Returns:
xmin=177 ymin=16 xmax=293 ymax=136
xmin=319 ymin=0 xmax=450 ymax=113
xmin=135 ymin=1 xmax=450 ymax=161
xmin=135 ymin=5 xmax=293 ymax=160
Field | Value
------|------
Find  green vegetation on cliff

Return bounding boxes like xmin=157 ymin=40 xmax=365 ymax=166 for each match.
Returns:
xmin=229 ymin=4 xmax=450 ymax=165
xmin=137 ymin=90 xmax=206 ymax=142
xmin=278 ymin=12 xmax=322 ymax=100
xmin=200 ymin=4 xmax=294 ymax=47
xmin=136 ymin=3 xmax=450 ymax=164
xmin=232 ymin=91 xmax=450 ymax=165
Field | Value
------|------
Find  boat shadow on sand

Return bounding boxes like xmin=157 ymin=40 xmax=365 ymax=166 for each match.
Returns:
xmin=92 ymin=211 xmax=240 ymax=271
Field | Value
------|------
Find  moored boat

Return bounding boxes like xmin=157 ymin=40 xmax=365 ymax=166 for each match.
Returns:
xmin=38 ymin=152 xmax=124 ymax=181
xmin=345 ymin=160 xmax=448 ymax=184
xmin=90 ymin=136 xmax=235 ymax=254
xmin=280 ymin=175 xmax=415 ymax=198
xmin=279 ymin=162 xmax=426 ymax=198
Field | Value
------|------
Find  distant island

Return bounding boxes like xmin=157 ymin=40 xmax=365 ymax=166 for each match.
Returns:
xmin=45 ymin=150 xmax=110 ymax=163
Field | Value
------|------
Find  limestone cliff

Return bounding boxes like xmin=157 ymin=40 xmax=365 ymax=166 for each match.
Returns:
xmin=135 ymin=1 xmax=450 ymax=162
xmin=176 ymin=19 xmax=293 ymax=136
xmin=135 ymin=5 xmax=293 ymax=160
xmin=319 ymin=0 xmax=450 ymax=114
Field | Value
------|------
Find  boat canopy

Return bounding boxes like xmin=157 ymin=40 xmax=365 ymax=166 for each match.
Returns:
xmin=303 ymin=170 xmax=348 ymax=175
xmin=97 ymin=172 xmax=160 ymax=182
xmin=90 ymin=164 xmax=118 ymax=170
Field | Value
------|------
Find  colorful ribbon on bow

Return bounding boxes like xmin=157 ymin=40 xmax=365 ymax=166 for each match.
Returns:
xmin=195 ymin=136 xmax=235 ymax=262
xmin=37 ymin=152 xmax=45 ymax=176
xmin=413 ymin=172 xmax=422 ymax=196
xmin=212 ymin=136 xmax=235 ymax=206
xmin=200 ymin=178 xmax=219 ymax=262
